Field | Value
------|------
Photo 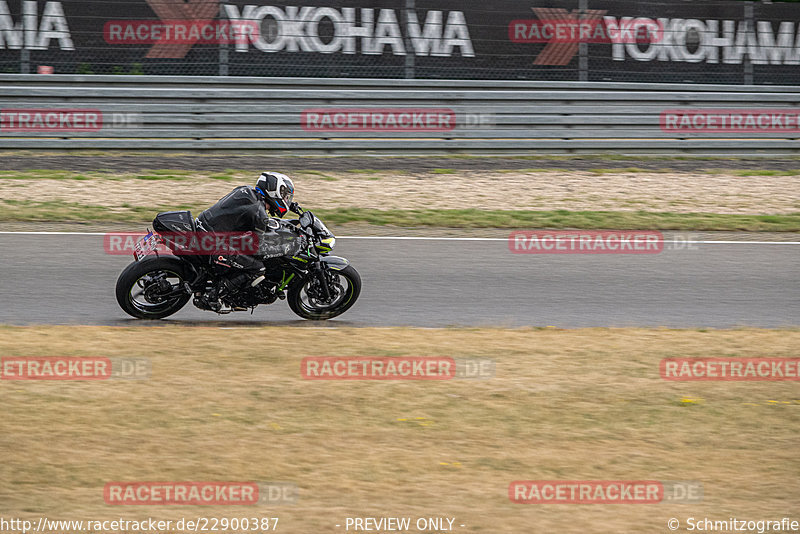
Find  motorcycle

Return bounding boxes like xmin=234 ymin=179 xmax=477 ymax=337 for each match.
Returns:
xmin=115 ymin=206 xmax=361 ymax=320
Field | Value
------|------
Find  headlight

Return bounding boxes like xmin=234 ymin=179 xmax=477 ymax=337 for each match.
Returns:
xmin=316 ymin=237 xmax=335 ymax=252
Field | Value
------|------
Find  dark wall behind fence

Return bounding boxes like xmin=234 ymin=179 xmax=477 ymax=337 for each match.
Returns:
xmin=1 ymin=0 xmax=799 ymax=84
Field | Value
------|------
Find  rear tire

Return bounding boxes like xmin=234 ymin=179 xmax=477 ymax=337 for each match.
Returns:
xmin=288 ymin=265 xmax=361 ymax=320
xmin=116 ymin=257 xmax=192 ymax=319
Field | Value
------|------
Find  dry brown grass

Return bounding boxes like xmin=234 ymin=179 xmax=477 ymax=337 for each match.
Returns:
xmin=1 ymin=169 xmax=799 ymax=215
xmin=0 ymin=326 xmax=798 ymax=533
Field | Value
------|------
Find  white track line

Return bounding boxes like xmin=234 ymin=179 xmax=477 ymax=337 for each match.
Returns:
xmin=341 ymin=237 xmax=800 ymax=245
xmin=0 ymin=231 xmax=109 ymax=235
xmin=0 ymin=231 xmax=798 ymax=245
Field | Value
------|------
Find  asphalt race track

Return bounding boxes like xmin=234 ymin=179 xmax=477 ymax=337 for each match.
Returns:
xmin=0 ymin=233 xmax=797 ymax=328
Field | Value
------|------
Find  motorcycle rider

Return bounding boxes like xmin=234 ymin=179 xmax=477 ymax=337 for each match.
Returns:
xmin=195 ymin=171 xmax=298 ymax=312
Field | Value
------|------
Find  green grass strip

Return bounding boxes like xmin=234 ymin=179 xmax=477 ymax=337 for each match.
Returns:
xmin=1 ymin=201 xmax=798 ymax=231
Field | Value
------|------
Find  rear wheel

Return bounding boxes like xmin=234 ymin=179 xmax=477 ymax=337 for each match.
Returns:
xmin=288 ymin=265 xmax=361 ymax=320
xmin=116 ymin=257 xmax=192 ymax=319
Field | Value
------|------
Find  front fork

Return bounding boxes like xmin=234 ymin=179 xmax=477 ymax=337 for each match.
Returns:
xmin=311 ymin=261 xmax=333 ymax=300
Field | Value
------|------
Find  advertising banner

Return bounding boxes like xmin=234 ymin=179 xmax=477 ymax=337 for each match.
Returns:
xmin=0 ymin=0 xmax=798 ymax=83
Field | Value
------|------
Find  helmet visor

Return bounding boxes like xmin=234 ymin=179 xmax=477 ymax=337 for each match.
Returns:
xmin=280 ymin=184 xmax=294 ymax=209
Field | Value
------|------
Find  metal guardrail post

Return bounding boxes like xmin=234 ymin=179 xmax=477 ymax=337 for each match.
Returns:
xmin=20 ymin=49 xmax=29 ymax=74
xmin=219 ymin=0 xmax=230 ymax=76
xmin=20 ymin=2 xmax=31 ymax=74
xmin=404 ymin=0 xmax=415 ymax=79
xmin=579 ymin=0 xmax=588 ymax=82
xmin=743 ymin=2 xmax=754 ymax=85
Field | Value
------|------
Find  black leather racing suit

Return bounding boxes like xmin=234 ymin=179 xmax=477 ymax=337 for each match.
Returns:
xmin=196 ymin=185 xmax=270 ymax=283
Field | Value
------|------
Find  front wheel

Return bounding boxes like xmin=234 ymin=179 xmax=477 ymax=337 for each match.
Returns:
xmin=116 ymin=257 xmax=192 ymax=319
xmin=288 ymin=264 xmax=361 ymax=320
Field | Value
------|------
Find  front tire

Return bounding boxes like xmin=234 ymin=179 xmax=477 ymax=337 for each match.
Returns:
xmin=116 ymin=257 xmax=192 ymax=319
xmin=288 ymin=265 xmax=361 ymax=320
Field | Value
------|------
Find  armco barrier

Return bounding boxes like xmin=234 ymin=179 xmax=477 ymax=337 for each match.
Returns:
xmin=0 ymin=75 xmax=799 ymax=155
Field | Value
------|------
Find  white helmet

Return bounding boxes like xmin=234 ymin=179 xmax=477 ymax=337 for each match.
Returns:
xmin=256 ymin=172 xmax=295 ymax=217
